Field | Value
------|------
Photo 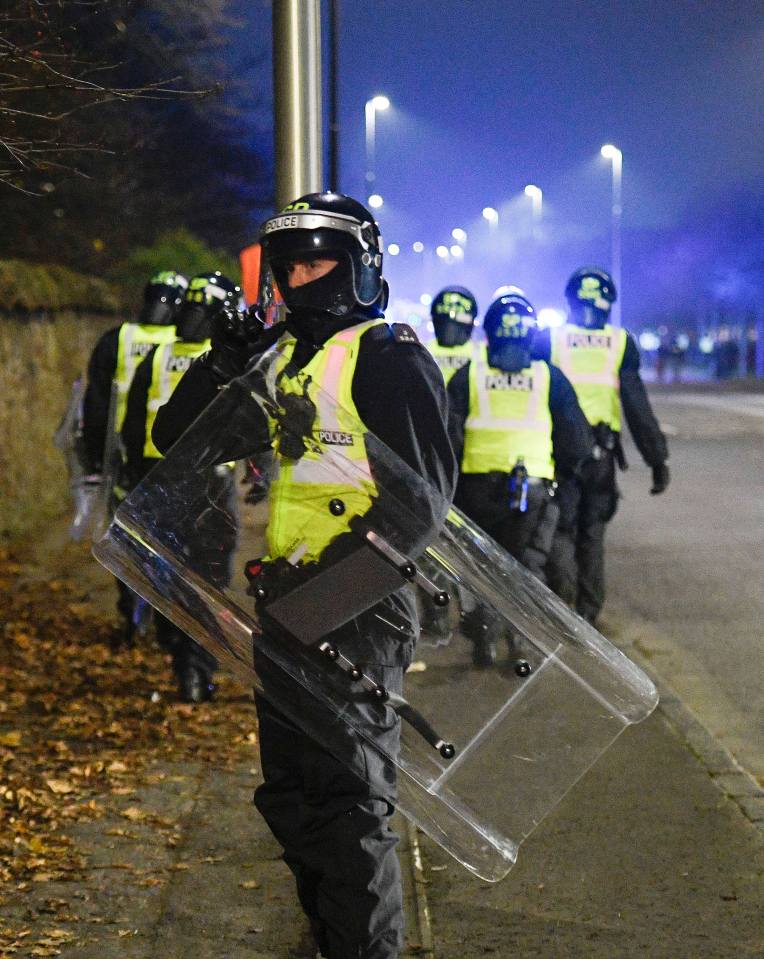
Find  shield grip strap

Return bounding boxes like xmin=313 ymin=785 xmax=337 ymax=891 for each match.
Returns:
xmin=261 ymin=531 xmax=455 ymax=759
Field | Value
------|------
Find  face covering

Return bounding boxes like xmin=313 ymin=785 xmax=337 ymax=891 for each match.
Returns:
xmin=435 ymin=319 xmax=473 ymax=347
xmin=175 ymin=304 xmax=212 ymax=343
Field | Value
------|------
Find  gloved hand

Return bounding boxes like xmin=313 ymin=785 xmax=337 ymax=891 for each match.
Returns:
xmin=650 ymin=462 xmax=670 ymax=495
xmin=207 ymin=305 xmax=267 ymax=384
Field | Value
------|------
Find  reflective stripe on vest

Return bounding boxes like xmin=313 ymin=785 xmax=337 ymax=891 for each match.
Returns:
xmin=462 ymin=348 xmax=555 ymax=479
xmin=266 ymin=320 xmax=385 ymax=564
xmin=143 ymin=339 xmax=210 ymax=458
xmin=550 ymin=323 xmax=626 ymax=430
xmin=426 ymin=340 xmax=475 ymax=384
xmin=115 ymin=323 xmax=177 ymax=433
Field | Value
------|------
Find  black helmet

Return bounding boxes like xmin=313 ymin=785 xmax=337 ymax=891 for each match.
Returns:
xmin=483 ymin=288 xmax=537 ymax=372
xmin=564 ymin=267 xmax=616 ymax=329
xmin=175 ymin=271 xmax=242 ymax=342
xmin=430 ymin=286 xmax=478 ymax=347
xmin=258 ymin=192 xmax=387 ymax=326
xmin=138 ymin=270 xmax=188 ymax=326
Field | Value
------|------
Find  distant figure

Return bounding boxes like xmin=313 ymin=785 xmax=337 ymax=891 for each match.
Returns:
xmin=536 ymin=267 xmax=670 ymax=626
xmin=714 ymin=328 xmax=739 ymax=379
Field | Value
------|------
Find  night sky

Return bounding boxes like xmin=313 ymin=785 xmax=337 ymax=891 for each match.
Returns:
xmin=235 ymin=0 xmax=764 ymax=327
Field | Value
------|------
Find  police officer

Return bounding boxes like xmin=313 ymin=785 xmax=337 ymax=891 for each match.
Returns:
xmin=535 ymin=267 xmax=670 ymax=625
xmin=152 ymin=193 xmax=455 ymax=959
xmin=427 ymin=286 xmax=479 ymax=383
xmin=448 ymin=288 xmax=593 ymax=665
xmin=122 ymin=272 xmax=242 ymax=703
xmin=82 ymin=270 xmax=187 ymax=637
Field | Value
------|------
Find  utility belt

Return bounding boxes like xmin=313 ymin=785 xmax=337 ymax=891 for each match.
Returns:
xmin=483 ymin=468 xmax=556 ymax=515
xmin=593 ymin=423 xmax=628 ymax=472
xmin=486 ymin=472 xmax=555 ymax=491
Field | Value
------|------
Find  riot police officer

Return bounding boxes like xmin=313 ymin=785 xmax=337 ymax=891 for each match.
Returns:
xmin=122 ymin=272 xmax=242 ymax=703
xmin=82 ymin=271 xmax=187 ymax=474
xmin=448 ymin=288 xmax=593 ymax=665
xmin=426 ymin=286 xmax=478 ymax=383
xmin=152 ymin=193 xmax=455 ymax=959
xmin=82 ymin=270 xmax=187 ymax=637
xmin=535 ymin=267 xmax=669 ymax=625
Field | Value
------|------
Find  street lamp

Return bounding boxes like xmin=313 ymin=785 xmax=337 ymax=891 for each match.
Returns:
xmin=600 ymin=143 xmax=623 ymax=325
xmin=435 ymin=245 xmax=449 ymax=259
xmin=412 ymin=241 xmax=424 ymax=253
xmin=524 ymin=184 xmax=542 ymax=237
xmin=451 ymin=227 xmax=467 ymax=244
xmin=365 ymin=95 xmax=390 ymax=188
xmin=482 ymin=206 xmax=499 ymax=228
xmin=367 ymin=193 xmax=384 ymax=209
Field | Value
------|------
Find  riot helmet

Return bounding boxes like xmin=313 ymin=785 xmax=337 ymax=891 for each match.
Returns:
xmin=483 ymin=288 xmax=537 ymax=372
xmin=258 ymin=192 xmax=387 ymax=340
xmin=138 ymin=270 xmax=188 ymax=326
xmin=430 ymin=286 xmax=478 ymax=347
xmin=565 ymin=267 xmax=616 ymax=329
xmin=175 ymin=272 xmax=242 ymax=342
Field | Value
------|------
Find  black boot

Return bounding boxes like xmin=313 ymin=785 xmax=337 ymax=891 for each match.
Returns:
xmin=471 ymin=627 xmax=497 ymax=667
xmin=178 ymin=663 xmax=215 ymax=704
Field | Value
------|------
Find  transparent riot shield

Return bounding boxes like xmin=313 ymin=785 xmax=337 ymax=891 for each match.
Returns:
xmin=93 ymin=355 xmax=658 ymax=882
xmin=54 ymin=377 xmax=101 ymax=542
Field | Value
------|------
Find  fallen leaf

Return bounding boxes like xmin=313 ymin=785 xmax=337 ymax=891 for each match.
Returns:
xmin=45 ymin=780 xmax=75 ymax=795
xmin=121 ymin=807 xmax=146 ymax=822
xmin=239 ymin=879 xmax=260 ymax=889
xmin=0 ymin=731 xmax=22 ymax=747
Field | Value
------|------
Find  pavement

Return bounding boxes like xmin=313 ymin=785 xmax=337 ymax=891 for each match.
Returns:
xmin=4 ymin=638 xmax=761 ymax=959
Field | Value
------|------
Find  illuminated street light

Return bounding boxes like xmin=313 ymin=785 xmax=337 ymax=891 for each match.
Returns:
xmin=420 ymin=293 xmax=433 ymax=306
xmin=451 ymin=227 xmax=467 ymax=244
xmin=365 ymin=95 xmax=391 ymax=186
xmin=524 ymin=184 xmax=543 ymax=237
xmin=436 ymin=245 xmax=449 ymax=259
xmin=537 ymin=307 xmax=566 ymax=329
xmin=600 ymin=143 xmax=623 ymax=325
xmin=367 ymin=193 xmax=384 ymax=209
xmin=482 ymin=206 xmax=499 ymax=227
xmin=450 ymin=244 xmax=464 ymax=258
xmin=412 ymin=241 xmax=424 ymax=253
xmin=387 ymin=243 xmax=400 ymax=256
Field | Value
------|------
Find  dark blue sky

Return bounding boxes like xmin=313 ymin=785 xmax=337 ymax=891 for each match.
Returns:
xmin=233 ymin=0 xmax=764 ymax=324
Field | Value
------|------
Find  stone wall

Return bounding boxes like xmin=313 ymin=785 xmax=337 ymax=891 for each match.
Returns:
xmin=0 ymin=312 xmax=114 ymax=538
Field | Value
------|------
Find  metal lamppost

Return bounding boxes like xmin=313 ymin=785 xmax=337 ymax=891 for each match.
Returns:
xmin=272 ymin=0 xmax=323 ymax=208
xmin=364 ymin=95 xmax=390 ymax=201
xmin=600 ymin=144 xmax=623 ymax=326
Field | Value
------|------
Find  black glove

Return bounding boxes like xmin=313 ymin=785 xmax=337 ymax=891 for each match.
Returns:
xmin=650 ymin=462 xmax=670 ymax=495
xmin=207 ymin=305 xmax=267 ymax=384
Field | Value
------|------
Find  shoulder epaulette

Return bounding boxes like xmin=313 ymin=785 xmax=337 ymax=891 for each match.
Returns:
xmin=391 ymin=323 xmax=420 ymax=344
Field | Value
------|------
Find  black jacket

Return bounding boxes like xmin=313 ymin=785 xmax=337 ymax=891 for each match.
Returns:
xmin=153 ymin=318 xmax=457 ymax=512
xmin=82 ymin=326 xmax=122 ymax=473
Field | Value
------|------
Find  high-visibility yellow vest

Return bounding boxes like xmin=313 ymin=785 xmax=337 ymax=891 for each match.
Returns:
xmin=266 ymin=320 xmax=385 ymax=564
xmin=143 ymin=339 xmax=210 ymax=458
xmin=550 ymin=323 xmax=627 ymax=430
xmin=462 ymin=347 xmax=555 ymax=480
xmin=115 ymin=322 xmax=177 ymax=432
xmin=426 ymin=340 xmax=475 ymax=384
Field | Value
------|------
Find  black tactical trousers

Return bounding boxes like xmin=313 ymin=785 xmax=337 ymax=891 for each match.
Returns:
xmin=547 ymin=453 xmax=619 ymax=624
xmin=456 ymin=473 xmax=560 ymax=581
xmin=253 ymin=646 xmax=405 ymax=959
